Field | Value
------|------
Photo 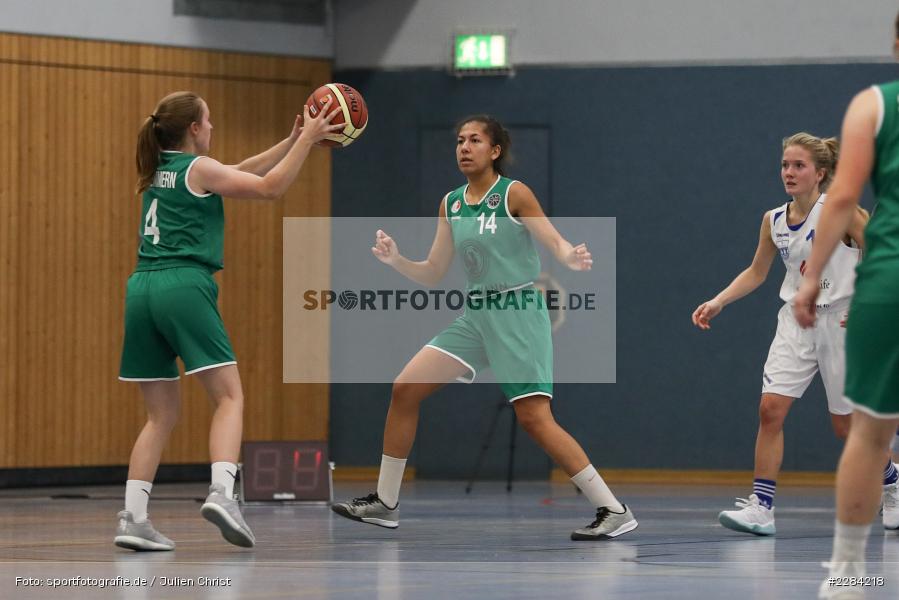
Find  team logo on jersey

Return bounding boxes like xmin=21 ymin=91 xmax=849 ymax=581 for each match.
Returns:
xmin=486 ymin=193 xmax=502 ymax=209
xmin=806 ymin=229 xmax=815 ymax=241
xmin=459 ymin=239 xmax=489 ymax=282
xmin=776 ymin=239 xmax=789 ymax=260
xmin=800 ymin=260 xmax=806 ymax=275
xmin=451 ymin=199 xmax=461 ymax=213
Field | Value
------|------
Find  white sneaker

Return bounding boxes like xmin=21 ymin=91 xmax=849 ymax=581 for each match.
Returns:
xmin=200 ymin=483 xmax=255 ymax=547
xmin=818 ymin=560 xmax=866 ymax=599
xmin=330 ymin=492 xmax=399 ymax=529
xmin=718 ymin=494 xmax=776 ymax=536
xmin=570 ymin=504 xmax=638 ymax=541
xmin=114 ymin=511 xmax=175 ymax=551
xmin=882 ymin=481 xmax=899 ymax=530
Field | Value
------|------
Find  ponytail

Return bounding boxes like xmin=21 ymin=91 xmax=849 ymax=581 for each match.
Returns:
xmin=822 ymin=137 xmax=839 ymax=189
xmin=135 ymin=115 xmax=161 ymax=194
xmin=134 ymin=91 xmax=203 ymax=194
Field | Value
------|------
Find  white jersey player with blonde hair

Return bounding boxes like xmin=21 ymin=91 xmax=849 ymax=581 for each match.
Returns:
xmin=693 ymin=132 xmax=898 ymax=536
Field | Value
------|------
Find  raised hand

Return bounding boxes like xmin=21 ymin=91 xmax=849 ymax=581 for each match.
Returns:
xmin=289 ymin=113 xmax=303 ymax=141
xmin=565 ymin=243 xmax=593 ymax=271
xmin=371 ymin=229 xmax=400 ymax=265
xmin=297 ymin=98 xmax=346 ymax=146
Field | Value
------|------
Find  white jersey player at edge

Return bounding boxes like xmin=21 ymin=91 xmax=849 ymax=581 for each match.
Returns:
xmin=693 ymin=132 xmax=897 ymax=536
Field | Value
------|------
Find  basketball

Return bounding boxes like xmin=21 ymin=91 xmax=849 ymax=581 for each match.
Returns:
xmin=304 ymin=83 xmax=368 ymax=147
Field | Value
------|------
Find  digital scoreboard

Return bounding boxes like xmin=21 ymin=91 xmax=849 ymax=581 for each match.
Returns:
xmin=240 ymin=441 xmax=332 ymax=503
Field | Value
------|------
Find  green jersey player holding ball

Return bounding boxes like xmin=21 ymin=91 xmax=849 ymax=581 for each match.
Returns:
xmin=115 ymin=91 xmax=343 ymax=551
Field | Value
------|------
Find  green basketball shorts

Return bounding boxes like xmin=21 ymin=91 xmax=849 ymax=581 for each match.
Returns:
xmin=426 ymin=287 xmax=553 ymax=401
xmin=844 ymin=300 xmax=899 ymax=418
xmin=119 ymin=266 xmax=236 ymax=381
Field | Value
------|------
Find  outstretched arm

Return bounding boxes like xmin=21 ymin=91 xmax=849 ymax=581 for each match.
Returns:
xmin=228 ymin=114 xmax=304 ymax=176
xmin=371 ymin=198 xmax=456 ymax=287
xmin=692 ymin=212 xmax=778 ymax=330
xmin=509 ymin=182 xmax=593 ymax=271
xmin=794 ymin=88 xmax=877 ymax=327
xmin=189 ymin=101 xmax=344 ymax=201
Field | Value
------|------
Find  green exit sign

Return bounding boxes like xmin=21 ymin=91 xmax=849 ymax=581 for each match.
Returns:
xmin=453 ymin=33 xmax=512 ymax=75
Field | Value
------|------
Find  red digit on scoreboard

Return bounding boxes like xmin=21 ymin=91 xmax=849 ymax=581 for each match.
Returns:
xmin=292 ymin=449 xmax=322 ymax=491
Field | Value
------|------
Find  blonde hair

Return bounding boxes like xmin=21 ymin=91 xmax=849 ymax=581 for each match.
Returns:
xmin=135 ymin=91 xmax=204 ymax=194
xmin=782 ymin=132 xmax=839 ymax=190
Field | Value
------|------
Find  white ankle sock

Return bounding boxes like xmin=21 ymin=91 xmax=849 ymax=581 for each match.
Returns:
xmin=571 ymin=465 xmax=624 ymax=512
xmin=376 ymin=454 xmax=406 ymax=508
xmin=212 ymin=462 xmax=238 ymax=499
xmin=125 ymin=480 xmax=153 ymax=523
xmin=831 ymin=520 xmax=871 ymax=564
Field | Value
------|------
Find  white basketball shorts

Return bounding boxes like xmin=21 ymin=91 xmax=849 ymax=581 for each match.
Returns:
xmin=761 ymin=303 xmax=852 ymax=415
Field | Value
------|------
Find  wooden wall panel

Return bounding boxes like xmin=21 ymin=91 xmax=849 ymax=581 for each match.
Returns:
xmin=0 ymin=33 xmax=331 ymax=468
xmin=0 ymin=36 xmax=21 ymax=467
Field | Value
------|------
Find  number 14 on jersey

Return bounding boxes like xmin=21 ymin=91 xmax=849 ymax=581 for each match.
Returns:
xmin=477 ymin=212 xmax=497 ymax=235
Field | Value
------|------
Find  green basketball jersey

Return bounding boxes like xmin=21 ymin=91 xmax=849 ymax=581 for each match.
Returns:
xmin=855 ymin=81 xmax=899 ymax=302
xmin=444 ymin=176 xmax=541 ymax=295
xmin=135 ymin=151 xmax=224 ymax=272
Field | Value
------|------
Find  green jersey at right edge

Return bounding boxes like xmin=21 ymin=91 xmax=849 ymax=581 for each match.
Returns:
xmin=854 ymin=81 xmax=899 ymax=303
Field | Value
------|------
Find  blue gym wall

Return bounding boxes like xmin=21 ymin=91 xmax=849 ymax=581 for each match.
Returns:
xmin=329 ymin=63 xmax=893 ymax=477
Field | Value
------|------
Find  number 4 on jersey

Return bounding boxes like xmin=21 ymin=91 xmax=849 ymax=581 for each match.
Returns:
xmin=144 ymin=198 xmax=160 ymax=244
xmin=477 ymin=212 xmax=497 ymax=235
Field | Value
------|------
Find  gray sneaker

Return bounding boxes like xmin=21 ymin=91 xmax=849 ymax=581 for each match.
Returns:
xmin=571 ymin=504 xmax=638 ymax=540
xmin=331 ymin=493 xmax=399 ymax=528
xmin=114 ymin=510 xmax=175 ymax=551
xmin=200 ymin=483 xmax=255 ymax=547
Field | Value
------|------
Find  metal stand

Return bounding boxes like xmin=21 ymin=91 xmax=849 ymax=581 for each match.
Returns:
xmin=465 ymin=399 xmax=517 ymax=493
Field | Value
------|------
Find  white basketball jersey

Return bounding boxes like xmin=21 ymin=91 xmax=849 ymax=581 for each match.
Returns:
xmin=770 ymin=194 xmax=859 ymax=311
